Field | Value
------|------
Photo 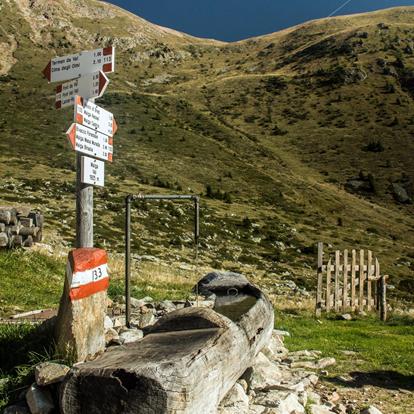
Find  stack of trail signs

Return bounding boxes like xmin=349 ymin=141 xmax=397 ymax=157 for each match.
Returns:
xmin=43 ymin=46 xmax=117 ymax=188
xmin=0 ymin=208 xmax=43 ymax=248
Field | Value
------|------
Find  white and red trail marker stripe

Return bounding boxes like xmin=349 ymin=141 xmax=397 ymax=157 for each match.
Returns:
xmin=43 ymin=46 xmax=115 ymax=83
xmin=68 ymin=248 xmax=109 ymax=301
xmin=75 ymin=96 xmax=118 ymax=137
xmin=66 ymin=123 xmax=113 ymax=162
xmin=55 ymin=71 xmax=109 ymax=109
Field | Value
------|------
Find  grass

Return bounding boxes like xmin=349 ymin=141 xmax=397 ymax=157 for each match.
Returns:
xmin=276 ymin=310 xmax=414 ymax=377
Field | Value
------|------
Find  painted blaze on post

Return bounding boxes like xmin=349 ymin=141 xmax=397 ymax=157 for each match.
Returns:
xmin=68 ymin=248 xmax=109 ymax=301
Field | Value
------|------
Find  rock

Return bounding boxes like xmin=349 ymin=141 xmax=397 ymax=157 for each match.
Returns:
xmin=156 ymin=300 xmax=176 ymax=312
xmin=237 ymin=379 xmax=248 ymax=393
xmin=273 ymin=329 xmax=290 ymax=337
xmin=278 ymin=393 xmax=305 ymax=414
xmin=263 ymin=330 xmax=290 ymax=360
xmin=245 ymin=352 xmax=283 ymax=391
xmin=317 ymin=358 xmax=336 ymax=369
xmin=105 ymin=328 xmax=119 ymax=345
xmin=131 ymin=310 xmax=156 ymax=329
xmin=130 ymin=297 xmax=144 ymax=308
xmin=310 ymin=405 xmax=335 ymax=414
xmin=54 ymin=249 xmax=108 ymax=362
xmin=104 ymin=315 xmax=113 ymax=330
xmin=392 ymin=183 xmax=412 ymax=204
xmin=333 ymin=403 xmax=347 ymax=414
xmin=249 ymin=405 xmax=267 ymax=414
xmin=360 ymin=406 xmax=383 ymax=414
xmin=25 ymin=383 xmax=55 ymax=414
xmin=340 ymin=314 xmax=352 ymax=321
xmin=112 ymin=317 xmax=124 ymax=328
xmin=119 ymin=329 xmax=144 ymax=344
xmin=3 ymin=402 xmax=30 ymax=414
xmin=308 ymin=391 xmax=322 ymax=405
xmin=219 ymin=383 xmax=249 ymax=413
xmin=329 ymin=391 xmax=340 ymax=403
xmin=34 ymin=362 xmax=70 ymax=386
xmin=290 ymin=361 xmax=317 ymax=369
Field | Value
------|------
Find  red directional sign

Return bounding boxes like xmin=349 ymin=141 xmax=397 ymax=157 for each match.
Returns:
xmin=66 ymin=123 xmax=113 ymax=162
xmin=55 ymin=71 xmax=109 ymax=109
xmin=43 ymin=46 xmax=115 ymax=83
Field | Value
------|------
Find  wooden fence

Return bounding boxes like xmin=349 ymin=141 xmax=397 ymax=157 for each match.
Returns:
xmin=315 ymin=242 xmax=388 ymax=321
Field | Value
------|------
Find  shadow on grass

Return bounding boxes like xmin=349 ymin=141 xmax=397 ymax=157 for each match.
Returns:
xmin=326 ymin=370 xmax=414 ymax=391
xmin=0 ymin=320 xmax=56 ymax=408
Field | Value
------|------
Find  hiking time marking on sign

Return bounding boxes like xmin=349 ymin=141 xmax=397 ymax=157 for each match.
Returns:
xmin=55 ymin=71 xmax=109 ymax=109
xmin=43 ymin=46 xmax=115 ymax=83
xmin=66 ymin=123 xmax=113 ymax=162
xmin=74 ymin=96 xmax=117 ymax=137
xmin=81 ymin=156 xmax=105 ymax=187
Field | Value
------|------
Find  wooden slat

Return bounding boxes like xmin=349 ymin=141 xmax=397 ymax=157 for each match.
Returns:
xmin=375 ymin=258 xmax=380 ymax=311
xmin=326 ymin=259 xmax=332 ymax=313
xmin=334 ymin=250 xmax=340 ymax=312
xmin=359 ymin=250 xmax=365 ymax=311
xmin=367 ymin=251 xmax=372 ymax=311
xmin=380 ymin=275 xmax=388 ymax=321
xmin=322 ymin=264 xmax=376 ymax=273
xmin=343 ymin=249 xmax=349 ymax=311
xmin=351 ymin=249 xmax=356 ymax=311
xmin=316 ymin=242 xmax=323 ymax=317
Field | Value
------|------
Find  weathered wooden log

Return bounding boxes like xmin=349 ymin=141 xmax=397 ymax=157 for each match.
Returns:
xmin=10 ymin=235 xmax=23 ymax=248
xmin=60 ymin=272 xmax=274 ymax=414
xmin=19 ymin=217 xmax=33 ymax=228
xmin=0 ymin=232 xmax=9 ymax=247
xmin=19 ymin=226 xmax=39 ymax=237
xmin=23 ymin=235 xmax=34 ymax=248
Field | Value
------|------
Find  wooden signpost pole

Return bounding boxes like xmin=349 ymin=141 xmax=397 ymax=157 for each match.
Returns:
xmin=76 ymin=153 xmax=94 ymax=248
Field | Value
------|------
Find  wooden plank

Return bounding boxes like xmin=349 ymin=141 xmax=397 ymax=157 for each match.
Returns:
xmin=359 ymin=250 xmax=365 ymax=311
xmin=316 ymin=242 xmax=323 ymax=317
xmin=334 ymin=250 xmax=340 ymax=312
xmin=326 ymin=259 xmax=332 ymax=313
xmin=375 ymin=258 xmax=380 ymax=311
xmin=343 ymin=249 xmax=349 ymax=311
xmin=367 ymin=251 xmax=372 ymax=311
xmin=380 ymin=275 xmax=388 ymax=321
xmin=351 ymin=250 xmax=356 ymax=311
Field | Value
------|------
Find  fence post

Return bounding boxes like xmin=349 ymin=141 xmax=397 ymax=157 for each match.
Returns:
xmin=359 ymin=249 xmax=365 ymax=312
xmin=316 ymin=242 xmax=324 ymax=317
xmin=125 ymin=195 xmax=133 ymax=328
xmin=351 ymin=249 xmax=356 ymax=311
xmin=326 ymin=258 xmax=332 ymax=313
xmin=367 ymin=251 xmax=373 ymax=311
xmin=380 ymin=275 xmax=387 ymax=321
xmin=343 ymin=249 xmax=348 ymax=311
xmin=375 ymin=258 xmax=380 ymax=310
xmin=334 ymin=250 xmax=340 ymax=312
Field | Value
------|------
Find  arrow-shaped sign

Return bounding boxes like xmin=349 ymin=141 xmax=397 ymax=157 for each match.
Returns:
xmin=66 ymin=123 xmax=113 ymax=162
xmin=74 ymin=96 xmax=117 ymax=137
xmin=43 ymin=46 xmax=115 ymax=83
xmin=55 ymin=71 xmax=109 ymax=109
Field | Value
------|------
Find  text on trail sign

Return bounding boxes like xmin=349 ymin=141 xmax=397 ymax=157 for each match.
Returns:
xmin=43 ymin=46 xmax=115 ymax=83
xmin=66 ymin=123 xmax=113 ymax=162
xmin=56 ymin=71 xmax=109 ymax=109
xmin=75 ymin=96 xmax=118 ymax=137
xmin=81 ymin=156 xmax=105 ymax=187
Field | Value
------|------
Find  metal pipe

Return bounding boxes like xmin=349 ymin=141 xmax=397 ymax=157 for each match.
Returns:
xmin=125 ymin=195 xmax=133 ymax=328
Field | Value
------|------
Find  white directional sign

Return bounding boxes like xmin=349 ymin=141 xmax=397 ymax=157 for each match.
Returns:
xmin=81 ymin=156 xmax=105 ymax=187
xmin=55 ymin=71 xmax=109 ymax=109
xmin=66 ymin=123 xmax=113 ymax=162
xmin=43 ymin=46 xmax=115 ymax=83
xmin=74 ymin=96 xmax=118 ymax=137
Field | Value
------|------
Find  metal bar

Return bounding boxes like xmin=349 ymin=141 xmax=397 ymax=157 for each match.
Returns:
xmin=125 ymin=195 xmax=132 ymax=328
xmin=133 ymin=194 xmax=198 ymax=201
xmin=194 ymin=197 xmax=200 ymax=247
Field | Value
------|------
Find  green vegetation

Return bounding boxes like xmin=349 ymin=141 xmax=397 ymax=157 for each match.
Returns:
xmin=277 ymin=311 xmax=414 ymax=377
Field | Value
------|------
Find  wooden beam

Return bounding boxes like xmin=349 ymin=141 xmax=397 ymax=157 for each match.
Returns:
xmin=351 ymin=250 xmax=356 ymax=312
xmin=316 ymin=242 xmax=323 ymax=317
xmin=343 ymin=249 xmax=349 ymax=311
xmin=359 ymin=249 xmax=365 ymax=311
xmin=367 ymin=251 xmax=372 ymax=311
xmin=334 ymin=250 xmax=340 ymax=312
xmin=326 ymin=258 xmax=332 ymax=313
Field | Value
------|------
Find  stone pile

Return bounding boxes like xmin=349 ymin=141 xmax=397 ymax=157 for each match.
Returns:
xmin=4 ymin=295 xmax=384 ymax=414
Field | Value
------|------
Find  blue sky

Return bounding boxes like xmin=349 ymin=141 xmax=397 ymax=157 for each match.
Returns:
xmin=108 ymin=0 xmax=414 ymax=41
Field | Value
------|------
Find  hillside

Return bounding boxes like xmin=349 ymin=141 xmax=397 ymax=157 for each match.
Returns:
xmin=0 ymin=0 xmax=413 ymax=307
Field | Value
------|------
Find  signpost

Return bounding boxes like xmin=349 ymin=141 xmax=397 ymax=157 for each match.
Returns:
xmin=66 ymin=123 xmax=113 ymax=162
xmin=74 ymin=96 xmax=118 ymax=136
xmin=43 ymin=46 xmax=115 ymax=83
xmin=81 ymin=156 xmax=105 ymax=187
xmin=55 ymin=71 xmax=109 ymax=109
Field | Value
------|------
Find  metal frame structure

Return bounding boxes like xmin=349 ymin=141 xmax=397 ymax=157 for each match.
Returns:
xmin=125 ymin=194 xmax=200 ymax=327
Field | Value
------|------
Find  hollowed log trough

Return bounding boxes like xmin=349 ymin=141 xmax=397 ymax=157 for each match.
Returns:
xmin=60 ymin=272 xmax=274 ymax=413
